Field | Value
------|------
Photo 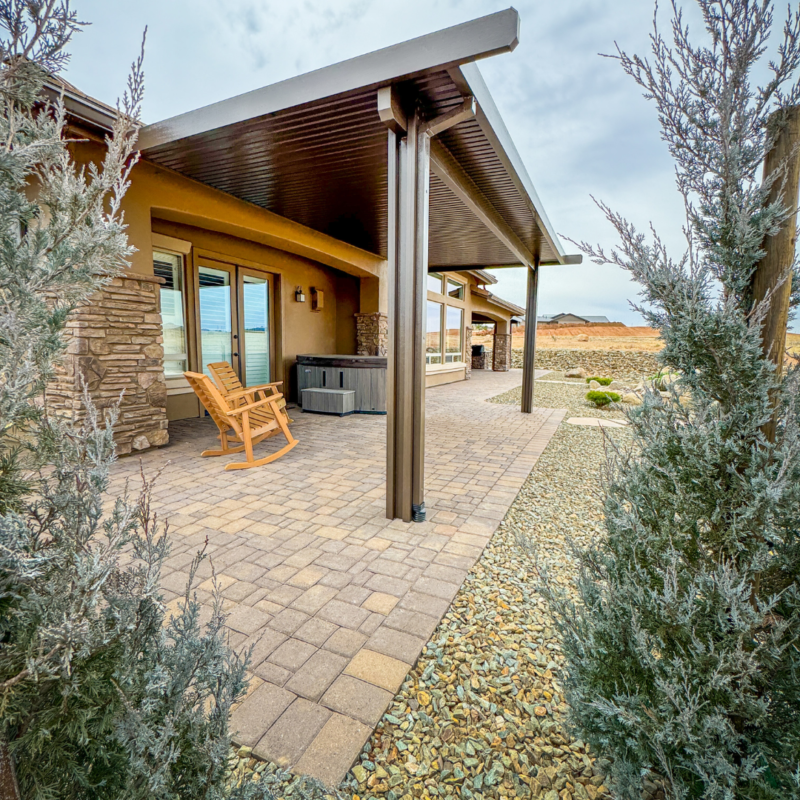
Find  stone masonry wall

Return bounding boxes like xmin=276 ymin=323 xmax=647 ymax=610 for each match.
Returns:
xmin=49 ymin=274 xmax=169 ymax=455
xmin=464 ymin=326 xmax=473 ymax=380
xmin=355 ymin=312 xmax=388 ymax=356
xmin=492 ymin=333 xmax=512 ymax=372
xmin=509 ymin=347 xmax=660 ymax=378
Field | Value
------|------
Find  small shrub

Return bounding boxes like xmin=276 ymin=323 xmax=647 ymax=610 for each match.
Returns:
xmin=586 ymin=390 xmax=621 ymax=407
xmin=647 ymin=370 xmax=679 ymax=391
xmin=586 ymin=376 xmax=613 ymax=386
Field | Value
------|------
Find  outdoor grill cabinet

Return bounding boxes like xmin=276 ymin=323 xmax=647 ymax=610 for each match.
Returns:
xmin=296 ymin=354 xmax=387 ymax=414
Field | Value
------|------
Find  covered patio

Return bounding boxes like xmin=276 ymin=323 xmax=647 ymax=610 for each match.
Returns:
xmin=108 ymin=370 xmax=562 ymax=784
xmin=135 ymin=7 xmax=581 ymax=525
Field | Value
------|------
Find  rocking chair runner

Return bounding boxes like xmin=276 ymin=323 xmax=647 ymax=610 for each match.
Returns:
xmin=207 ymin=361 xmax=293 ymax=424
xmin=184 ymin=371 xmax=298 ymax=470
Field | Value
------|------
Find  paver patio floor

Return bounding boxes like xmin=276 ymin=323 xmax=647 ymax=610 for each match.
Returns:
xmin=107 ymin=369 xmax=564 ymax=786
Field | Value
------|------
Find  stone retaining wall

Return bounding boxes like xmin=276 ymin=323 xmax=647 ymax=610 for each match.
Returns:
xmin=480 ymin=347 xmax=661 ymax=377
xmin=518 ymin=348 xmax=660 ymax=376
xmin=49 ymin=274 xmax=169 ymax=455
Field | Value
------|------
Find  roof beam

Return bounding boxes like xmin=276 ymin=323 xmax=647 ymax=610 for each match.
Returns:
xmin=429 ymin=137 xmax=535 ymax=267
xmin=422 ymin=96 xmax=476 ymax=137
xmin=377 ymin=86 xmax=407 ymax=134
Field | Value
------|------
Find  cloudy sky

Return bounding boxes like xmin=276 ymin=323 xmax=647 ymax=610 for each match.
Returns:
xmin=64 ymin=0 xmax=710 ymax=325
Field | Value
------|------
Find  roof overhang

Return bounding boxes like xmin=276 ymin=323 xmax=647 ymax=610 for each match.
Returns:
xmin=136 ymin=8 xmax=579 ymax=270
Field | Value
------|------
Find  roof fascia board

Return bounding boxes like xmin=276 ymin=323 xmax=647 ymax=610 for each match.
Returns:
xmin=42 ymin=81 xmax=117 ymax=133
xmin=138 ymin=8 xmax=520 ymax=151
xmin=452 ymin=61 xmax=567 ymax=264
xmin=482 ymin=292 xmax=526 ymax=316
xmin=466 ymin=268 xmax=498 ymax=285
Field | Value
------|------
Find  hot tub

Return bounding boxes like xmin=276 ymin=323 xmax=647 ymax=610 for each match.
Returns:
xmin=296 ymin=354 xmax=387 ymax=414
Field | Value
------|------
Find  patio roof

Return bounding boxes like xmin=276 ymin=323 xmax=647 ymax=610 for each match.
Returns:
xmin=137 ymin=9 xmax=574 ymax=270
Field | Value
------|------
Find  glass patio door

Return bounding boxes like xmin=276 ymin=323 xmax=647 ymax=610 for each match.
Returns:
xmin=238 ymin=269 xmax=272 ymax=386
xmin=197 ymin=261 xmax=273 ymax=386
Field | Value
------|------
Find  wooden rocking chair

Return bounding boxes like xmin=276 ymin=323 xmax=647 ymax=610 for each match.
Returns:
xmin=207 ymin=361 xmax=293 ymax=424
xmin=184 ymin=371 xmax=298 ymax=470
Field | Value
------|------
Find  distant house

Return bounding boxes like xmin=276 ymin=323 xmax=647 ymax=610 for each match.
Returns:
xmin=536 ymin=313 xmax=611 ymax=325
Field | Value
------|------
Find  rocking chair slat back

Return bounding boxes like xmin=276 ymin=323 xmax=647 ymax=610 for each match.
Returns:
xmin=207 ymin=362 xmax=242 ymax=396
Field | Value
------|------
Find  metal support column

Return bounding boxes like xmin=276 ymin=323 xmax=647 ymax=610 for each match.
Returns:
xmin=411 ymin=117 xmax=431 ymax=522
xmin=521 ymin=257 xmax=539 ymax=413
xmin=385 ymin=127 xmax=400 ymax=519
xmin=386 ymin=109 xmax=428 ymax=522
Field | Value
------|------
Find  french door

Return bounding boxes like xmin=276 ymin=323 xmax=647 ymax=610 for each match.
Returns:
xmin=197 ymin=260 xmax=274 ymax=387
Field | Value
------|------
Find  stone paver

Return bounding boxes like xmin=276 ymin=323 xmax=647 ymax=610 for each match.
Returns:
xmin=344 ymin=649 xmax=410 ymax=692
xmin=107 ymin=369 xmax=563 ymax=785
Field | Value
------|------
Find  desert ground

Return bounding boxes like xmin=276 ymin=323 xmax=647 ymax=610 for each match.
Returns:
xmin=471 ymin=323 xmax=664 ymax=352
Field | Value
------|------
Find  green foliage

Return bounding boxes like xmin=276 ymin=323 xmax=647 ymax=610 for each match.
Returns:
xmin=585 ymin=376 xmax=613 ymax=386
xmin=0 ymin=5 xmax=281 ymax=799
xmin=585 ymin=390 xmax=620 ymax=407
xmin=647 ymin=370 xmax=679 ymax=391
xmin=543 ymin=2 xmax=800 ymax=799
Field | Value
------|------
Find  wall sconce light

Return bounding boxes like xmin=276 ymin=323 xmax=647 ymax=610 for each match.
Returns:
xmin=295 ymin=286 xmax=306 ymax=302
xmin=311 ymin=287 xmax=324 ymax=312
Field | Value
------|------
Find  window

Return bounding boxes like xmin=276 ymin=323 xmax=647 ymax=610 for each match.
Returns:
xmin=426 ymin=301 xmax=443 ymax=364
xmin=154 ymin=250 xmax=188 ymax=378
xmin=427 ymin=272 xmax=444 ymax=294
xmin=445 ymin=306 xmax=463 ymax=362
xmin=425 ymin=274 xmax=466 ymax=369
xmin=447 ymin=278 xmax=464 ymax=300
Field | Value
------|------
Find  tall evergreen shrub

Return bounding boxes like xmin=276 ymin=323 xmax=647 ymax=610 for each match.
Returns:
xmin=544 ymin=2 xmax=800 ymax=798
xmin=0 ymin=4 xmax=270 ymax=798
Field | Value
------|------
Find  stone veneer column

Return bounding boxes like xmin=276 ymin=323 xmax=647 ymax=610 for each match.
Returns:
xmin=492 ymin=333 xmax=512 ymax=372
xmin=355 ymin=312 xmax=389 ymax=356
xmin=464 ymin=326 xmax=473 ymax=380
xmin=49 ymin=273 xmax=169 ymax=455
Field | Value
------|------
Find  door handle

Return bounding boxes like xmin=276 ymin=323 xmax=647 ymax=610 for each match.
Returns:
xmin=233 ymin=353 xmax=239 ymax=358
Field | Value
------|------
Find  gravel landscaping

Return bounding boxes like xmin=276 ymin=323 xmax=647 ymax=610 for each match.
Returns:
xmin=229 ymin=372 xmax=637 ymax=800
xmin=341 ymin=374 xmax=632 ymax=800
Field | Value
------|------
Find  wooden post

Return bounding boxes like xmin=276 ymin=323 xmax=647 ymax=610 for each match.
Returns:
xmin=0 ymin=742 xmax=20 ymax=800
xmin=521 ymin=258 xmax=539 ymax=413
xmin=751 ymin=106 xmax=800 ymax=441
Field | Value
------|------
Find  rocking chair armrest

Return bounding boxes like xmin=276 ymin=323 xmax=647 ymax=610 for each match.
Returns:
xmin=225 ymin=381 xmax=283 ymax=400
xmin=225 ymin=393 xmax=285 ymax=417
